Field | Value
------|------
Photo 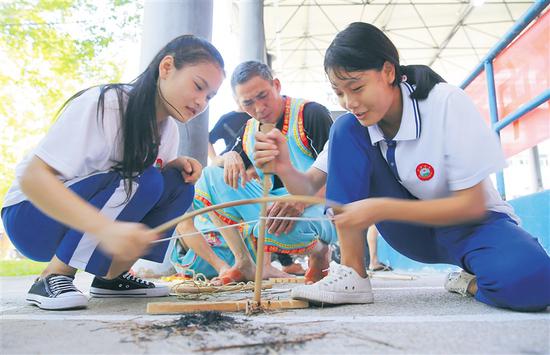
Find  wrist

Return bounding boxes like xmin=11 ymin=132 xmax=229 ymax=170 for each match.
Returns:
xmin=375 ymin=198 xmax=393 ymax=222
xmin=87 ymin=216 xmax=114 ymax=240
xmin=213 ymin=156 xmax=224 ymax=166
xmin=165 ymin=158 xmax=181 ymax=170
xmin=275 ymin=162 xmax=295 ymax=179
xmin=222 ymin=152 xmax=237 ymax=165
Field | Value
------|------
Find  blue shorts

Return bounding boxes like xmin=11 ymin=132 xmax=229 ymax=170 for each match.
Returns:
xmin=2 ymin=167 xmax=194 ymax=276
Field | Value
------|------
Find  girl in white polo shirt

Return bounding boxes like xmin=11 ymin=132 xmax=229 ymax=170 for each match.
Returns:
xmin=255 ymin=22 xmax=549 ymax=311
xmin=1 ymin=35 xmax=225 ymax=310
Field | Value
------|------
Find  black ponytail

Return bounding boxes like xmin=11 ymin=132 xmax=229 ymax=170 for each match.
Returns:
xmin=325 ymin=22 xmax=445 ymax=100
xmin=398 ymin=65 xmax=446 ymax=100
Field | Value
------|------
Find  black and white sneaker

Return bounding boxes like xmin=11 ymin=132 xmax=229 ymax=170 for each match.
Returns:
xmin=26 ymin=274 xmax=88 ymax=310
xmin=89 ymin=271 xmax=170 ymax=298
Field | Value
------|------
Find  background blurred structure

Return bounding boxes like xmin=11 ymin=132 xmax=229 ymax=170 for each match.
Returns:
xmin=0 ymin=1 xmax=548 ymax=269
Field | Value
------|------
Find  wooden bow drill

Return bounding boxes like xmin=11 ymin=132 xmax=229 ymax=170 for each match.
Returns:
xmin=148 ymin=123 xmax=342 ymax=315
xmin=151 ymin=195 xmax=342 ymax=236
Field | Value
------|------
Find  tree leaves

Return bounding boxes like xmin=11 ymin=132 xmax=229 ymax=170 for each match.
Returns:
xmin=0 ymin=0 xmax=142 ymax=206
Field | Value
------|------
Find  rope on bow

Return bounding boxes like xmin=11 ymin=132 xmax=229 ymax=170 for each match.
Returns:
xmin=150 ymin=215 xmax=334 ymax=244
xmin=151 ymin=194 xmax=343 ymax=236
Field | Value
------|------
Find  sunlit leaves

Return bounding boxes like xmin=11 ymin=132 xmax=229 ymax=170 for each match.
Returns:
xmin=0 ymin=0 xmax=143 ymax=205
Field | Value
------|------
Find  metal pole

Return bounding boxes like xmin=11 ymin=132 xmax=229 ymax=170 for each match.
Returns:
xmin=484 ymin=60 xmax=506 ymax=199
xmin=136 ymin=0 xmax=213 ymax=273
xmin=460 ymin=0 xmax=550 ymax=88
xmin=239 ymin=0 xmax=266 ymax=63
xmin=529 ymin=146 xmax=544 ymax=193
xmin=493 ymin=89 xmax=550 ymax=132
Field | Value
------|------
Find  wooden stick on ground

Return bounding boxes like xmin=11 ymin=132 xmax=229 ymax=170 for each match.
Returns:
xmin=147 ymin=299 xmax=308 ymax=314
xmin=252 ymin=123 xmax=276 ymax=307
xmin=269 ymin=277 xmax=306 ymax=284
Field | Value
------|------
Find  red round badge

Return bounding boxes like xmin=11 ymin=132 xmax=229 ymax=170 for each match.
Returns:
xmin=416 ymin=163 xmax=434 ymax=181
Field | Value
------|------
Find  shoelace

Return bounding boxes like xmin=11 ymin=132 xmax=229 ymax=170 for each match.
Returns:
xmin=47 ymin=275 xmax=79 ymax=296
xmin=322 ymin=264 xmax=350 ymax=286
xmin=122 ymin=272 xmax=152 ymax=286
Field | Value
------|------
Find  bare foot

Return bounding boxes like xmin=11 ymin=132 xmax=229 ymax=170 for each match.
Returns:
xmin=305 ymin=242 xmax=331 ymax=284
xmin=282 ymin=262 xmax=306 ymax=276
xmin=263 ymin=264 xmax=294 ymax=279
xmin=211 ymin=258 xmax=264 ymax=285
xmin=212 ymin=259 xmax=296 ymax=285
xmin=210 ymin=265 xmax=231 ymax=286
xmin=213 ymin=267 xmax=248 ymax=285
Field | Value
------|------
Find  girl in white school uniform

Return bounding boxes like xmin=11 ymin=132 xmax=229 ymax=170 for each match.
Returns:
xmin=1 ymin=35 xmax=225 ymax=310
xmin=255 ymin=23 xmax=550 ymax=311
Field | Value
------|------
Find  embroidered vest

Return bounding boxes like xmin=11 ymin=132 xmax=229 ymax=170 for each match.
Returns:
xmin=242 ymin=96 xmax=314 ymax=182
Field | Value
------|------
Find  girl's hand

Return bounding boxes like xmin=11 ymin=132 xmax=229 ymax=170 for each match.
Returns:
xmin=334 ymin=198 xmax=388 ymax=231
xmin=167 ymin=156 xmax=203 ymax=184
xmin=95 ymin=221 xmax=159 ymax=262
xmin=254 ymin=129 xmax=292 ymax=175
xmin=180 ymin=156 xmax=202 ymax=184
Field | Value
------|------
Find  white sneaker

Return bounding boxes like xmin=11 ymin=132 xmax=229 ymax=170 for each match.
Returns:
xmin=444 ymin=270 xmax=475 ymax=297
xmin=291 ymin=263 xmax=373 ymax=305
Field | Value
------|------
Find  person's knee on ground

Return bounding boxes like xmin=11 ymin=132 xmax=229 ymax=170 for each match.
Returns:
xmin=474 ymin=250 xmax=550 ymax=312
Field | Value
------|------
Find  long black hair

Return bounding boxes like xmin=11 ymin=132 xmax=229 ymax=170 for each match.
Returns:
xmin=56 ymin=35 xmax=224 ymax=199
xmin=324 ymin=22 xmax=445 ymax=100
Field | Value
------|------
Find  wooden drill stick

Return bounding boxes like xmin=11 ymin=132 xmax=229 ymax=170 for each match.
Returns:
xmin=253 ymin=123 xmax=275 ymax=305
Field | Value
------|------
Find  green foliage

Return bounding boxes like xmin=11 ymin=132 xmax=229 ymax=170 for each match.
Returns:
xmin=0 ymin=0 xmax=142 ymax=210
xmin=0 ymin=259 xmax=48 ymax=276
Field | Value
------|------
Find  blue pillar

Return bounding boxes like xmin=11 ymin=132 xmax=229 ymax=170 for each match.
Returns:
xmin=484 ymin=60 xmax=506 ymax=200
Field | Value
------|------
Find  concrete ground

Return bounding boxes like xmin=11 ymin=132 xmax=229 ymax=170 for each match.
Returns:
xmin=1 ymin=271 xmax=548 ymax=355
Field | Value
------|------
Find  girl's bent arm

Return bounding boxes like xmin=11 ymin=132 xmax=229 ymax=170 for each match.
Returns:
xmin=20 ymin=157 xmax=113 ymax=234
xmin=335 ymin=183 xmax=487 ymax=229
xmin=277 ymin=165 xmax=327 ymax=196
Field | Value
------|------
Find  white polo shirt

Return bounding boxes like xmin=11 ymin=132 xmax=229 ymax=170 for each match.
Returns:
xmin=3 ymin=87 xmax=180 ymax=207
xmin=366 ymin=82 xmax=517 ymax=221
xmin=312 ymin=141 xmax=329 ymax=174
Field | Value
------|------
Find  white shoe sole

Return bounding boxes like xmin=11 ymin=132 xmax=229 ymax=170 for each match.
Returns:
xmin=291 ymin=288 xmax=374 ymax=305
xmin=89 ymin=286 xmax=170 ymax=298
xmin=26 ymin=293 xmax=88 ymax=310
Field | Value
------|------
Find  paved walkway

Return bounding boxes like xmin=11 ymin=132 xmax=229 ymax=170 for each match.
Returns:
xmin=1 ymin=272 xmax=549 ymax=354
